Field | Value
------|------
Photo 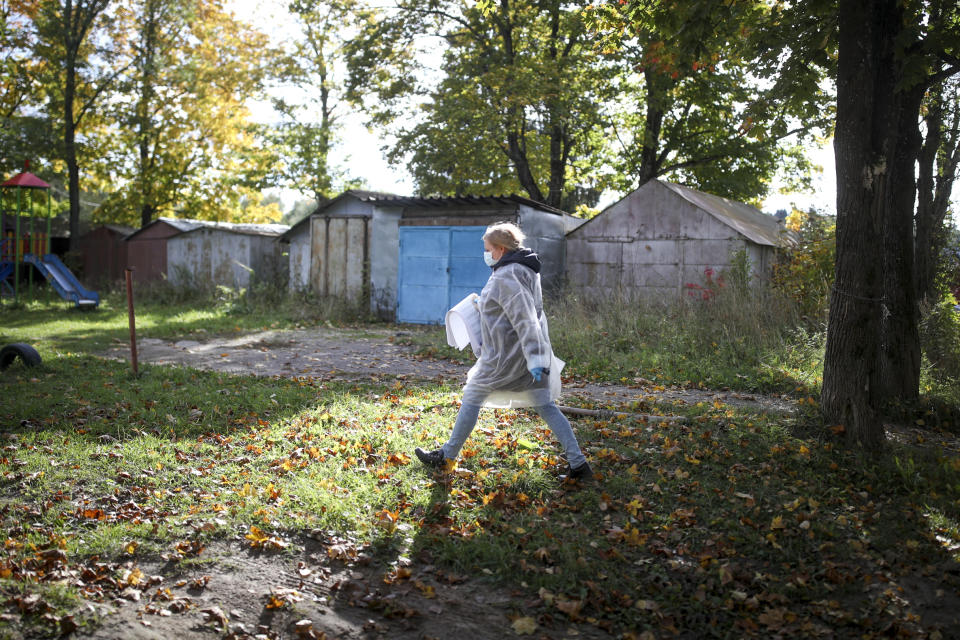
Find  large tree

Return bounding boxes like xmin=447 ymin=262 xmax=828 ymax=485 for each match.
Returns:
xmin=96 ymin=0 xmax=277 ymax=226
xmin=32 ymin=0 xmax=127 ymax=246
xmin=915 ymin=76 xmax=960 ymax=305
xmin=593 ymin=0 xmax=960 ymax=448
xmin=590 ymin=0 xmax=831 ymax=202
xmin=822 ymin=0 xmax=959 ymax=448
xmin=266 ymin=0 xmax=364 ymax=205
xmin=346 ymin=0 xmax=614 ymax=209
xmin=1 ymin=0 xmax=55 ymax=174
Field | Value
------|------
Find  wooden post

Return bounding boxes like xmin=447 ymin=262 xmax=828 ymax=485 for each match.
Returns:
xmin=125 ymin=268 xmax=138 ymax=375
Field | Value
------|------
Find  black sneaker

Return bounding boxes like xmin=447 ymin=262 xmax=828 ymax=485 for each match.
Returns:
xmin=564 ymin=461 xmax=594 ymax=482
xmin=415 ymin=447 xmax=446 ymax=468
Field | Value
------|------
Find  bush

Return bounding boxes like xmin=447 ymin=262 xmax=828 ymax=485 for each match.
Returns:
xmin=128 ymin=266 xmax=217 ymax=306
xmin=920 ymin=292 xmax=960 ymax=382
xmin=772 ymin=209 xmax=835 ymax=325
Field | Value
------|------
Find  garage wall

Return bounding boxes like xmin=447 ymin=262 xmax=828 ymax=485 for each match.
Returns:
xmin=125 ymin=222 xmax=180 ymax=283
xmin=565 ymin=181 xmax=763 ymax=301
xmin=286 ymin=196 xmax=381 ymax=294
xmin=287 ymin=227 xmax=311 ymax=291
xmin=517 ymin=206 xmax=567 ymax=294
xmin=310 ymin=216 xmax=369 ymax=304
xmin=369 ymin=207 xmax=403 ymax=318
xmin=168 ymin=229 xmax=251 ymax=289
xmin=168 ymin=230 xmax=284 ymax=290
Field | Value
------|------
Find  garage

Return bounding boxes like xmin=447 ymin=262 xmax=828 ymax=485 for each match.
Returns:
xmin=397 ymin=225 xmax=488 ymax=324
xmin=284 ymin=192 xmax=579 ymax=321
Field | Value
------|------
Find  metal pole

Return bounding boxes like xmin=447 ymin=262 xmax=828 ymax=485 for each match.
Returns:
xmin=0 ymin=192 xmax=4 ymax=307
xmin=125 ymin=268 xmax=138 ymax=375
xmin=28 ymin=190 xmax=34 ymax=298
xmin=14 ymin=187 xmax=20 ymax=301
xmin=46 ymin=189 xmax=51 ymax=303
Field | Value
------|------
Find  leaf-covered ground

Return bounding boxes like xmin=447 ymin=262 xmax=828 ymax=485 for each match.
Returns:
xmin=1 ymin=333 xmax=959 ymax=639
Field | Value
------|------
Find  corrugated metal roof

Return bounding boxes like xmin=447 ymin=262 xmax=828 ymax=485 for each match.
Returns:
xmin=103 ymin=224 xmax=135 ymax=236
xmin=281 ymin=191 xmax=570 ymax=241
xmin=280 ymin=189 xmax=403 ymax=240
xmin=175 ymin=220 xmax=290 ymax=237
xmin=157 ymin=217 xmax=208 ymax=233
xmin=127 ymin=217 xmax=289 ymax=240
xmin=123 ymin=217 xmax=196 ymax=241
xmin=344 ymin=189 xmax=401 ymax=201
xmin=361 ymin=193 xmax=568 ymax=216
xmin=659 ymin=181 xmax=791 ymax=247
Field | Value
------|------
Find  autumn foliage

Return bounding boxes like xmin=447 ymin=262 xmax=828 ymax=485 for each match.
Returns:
xmin=772 ymin=209 xmax=836 ymax=324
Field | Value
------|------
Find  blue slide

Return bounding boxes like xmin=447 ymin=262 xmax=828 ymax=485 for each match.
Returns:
xmin=23 ymin=253 xmax=100 ymax=308
xmin=0 ymin=261 xmax=12 ymax=297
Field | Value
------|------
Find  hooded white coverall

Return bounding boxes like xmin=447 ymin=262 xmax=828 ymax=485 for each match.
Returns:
xmin=440 ymin=257 xmax=586 ymax=468
xmin=462 ymin=261 xmax=558 ymax=408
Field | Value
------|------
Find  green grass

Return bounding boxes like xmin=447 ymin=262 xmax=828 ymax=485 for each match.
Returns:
xmin=2 ymin=295 xmax=960 ymax=636
xmin=0 ymin=285 xmax=375 ymax=356
xmin=399 ymin=288 xmax=822 ymax=395
xmin=401 ymin=289 xmax=960 ymax=418
xmin=2 ymin=349 xmax=959 ymax=637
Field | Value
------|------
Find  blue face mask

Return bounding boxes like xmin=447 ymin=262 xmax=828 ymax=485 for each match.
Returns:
xmin=483 ymin=251 xmax=498 ymax=267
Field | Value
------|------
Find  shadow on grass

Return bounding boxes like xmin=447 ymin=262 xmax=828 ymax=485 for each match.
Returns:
xmin=345 ymin=405 xmax=960 ymax=638
xmin=3 ymin=355 xmax=960 ymax=638
xmin=0 ymin=353 xmax=325 ymax=441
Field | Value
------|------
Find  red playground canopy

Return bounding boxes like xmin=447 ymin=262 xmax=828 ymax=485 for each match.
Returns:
xmin=1 ymin=172 xmax=50 ymax=189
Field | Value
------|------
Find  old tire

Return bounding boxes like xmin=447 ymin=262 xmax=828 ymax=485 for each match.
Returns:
xmin=0 ymin=343 xmax=42 ymax=370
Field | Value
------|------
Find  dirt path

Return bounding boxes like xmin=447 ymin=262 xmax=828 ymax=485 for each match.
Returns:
xmin=78 ymin=538 xmax=610 ymax=640
xmin=103 ymin=325 xmax=960 ymax=457
xmin=102 ymin=326 xmax=797 ymax=416
xmin=104 ymin=327 xmax=467 ymax=382
xmin=104 ymin=325 xmax=959 ymax=454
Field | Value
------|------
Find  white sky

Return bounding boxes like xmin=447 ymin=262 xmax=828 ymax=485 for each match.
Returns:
xmin=229 ymin=0 xmax=837 ymax=216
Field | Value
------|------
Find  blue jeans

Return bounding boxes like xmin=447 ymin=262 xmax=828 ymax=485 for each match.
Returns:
xmin=441 ymin=401 xmax=587 ymax=469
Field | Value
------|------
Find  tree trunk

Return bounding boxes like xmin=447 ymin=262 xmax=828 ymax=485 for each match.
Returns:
xmin=636 ymin=67 xmax=666 ymax=186
xmin=64 ymin=47 xmax=80 ymax=249
xmin=138 ymin=0 xmax=157 ymax=229
xmin=821 ymin=0 xmax=899 ymax=450
xmin=545 ymin=116 xmax=567 ymax=209
xmin=506 ymin=127 xmax=545 ymax=203
xmin=915 ymin=92 xmax=942 ymax=305
xmin=544 ymin=2 xmax=564 ymax=209
xmin=916 ymin=80 xmax=960 ymax=304
xmin=55 ymin=0 xmax=112 ymax=247
xmin=140 ymin=203 xmax=154 ymax=229
xmin=875 ymin=84 xmax=924 ymax=404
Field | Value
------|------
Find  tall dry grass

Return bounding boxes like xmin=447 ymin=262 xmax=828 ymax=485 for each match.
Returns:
xmin=548 ymin=274 xmax=820 ymax=393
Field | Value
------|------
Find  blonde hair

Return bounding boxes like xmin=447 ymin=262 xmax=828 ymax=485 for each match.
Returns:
xmin=483 ymin=222 xmax=525 ymax=251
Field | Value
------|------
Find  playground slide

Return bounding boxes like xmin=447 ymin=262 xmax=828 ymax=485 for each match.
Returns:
xmin=0 ymin=262 xmax=12 ymax=296
xmin=23 ymin=253 xmax=100 ymax=308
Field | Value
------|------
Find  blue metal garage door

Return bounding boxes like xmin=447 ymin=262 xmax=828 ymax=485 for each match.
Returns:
xmin=397 ymin=226 xmax=489 ymax=324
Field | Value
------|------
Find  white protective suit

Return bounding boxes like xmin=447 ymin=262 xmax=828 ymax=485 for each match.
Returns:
xmin=462 ymin=257 xmax=562 ymax=408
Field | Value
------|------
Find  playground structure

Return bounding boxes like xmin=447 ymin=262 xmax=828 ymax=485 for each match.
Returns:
xmin=1 ymin=165 xmax=99 ymax=308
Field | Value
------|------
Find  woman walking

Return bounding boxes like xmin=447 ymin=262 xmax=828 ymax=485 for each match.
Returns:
xmin=414 ymin=222 xmax=592 ymax=481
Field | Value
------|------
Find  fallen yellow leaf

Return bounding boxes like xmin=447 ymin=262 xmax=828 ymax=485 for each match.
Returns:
xmin=511 ymin=617 xmax=537 ymax=635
